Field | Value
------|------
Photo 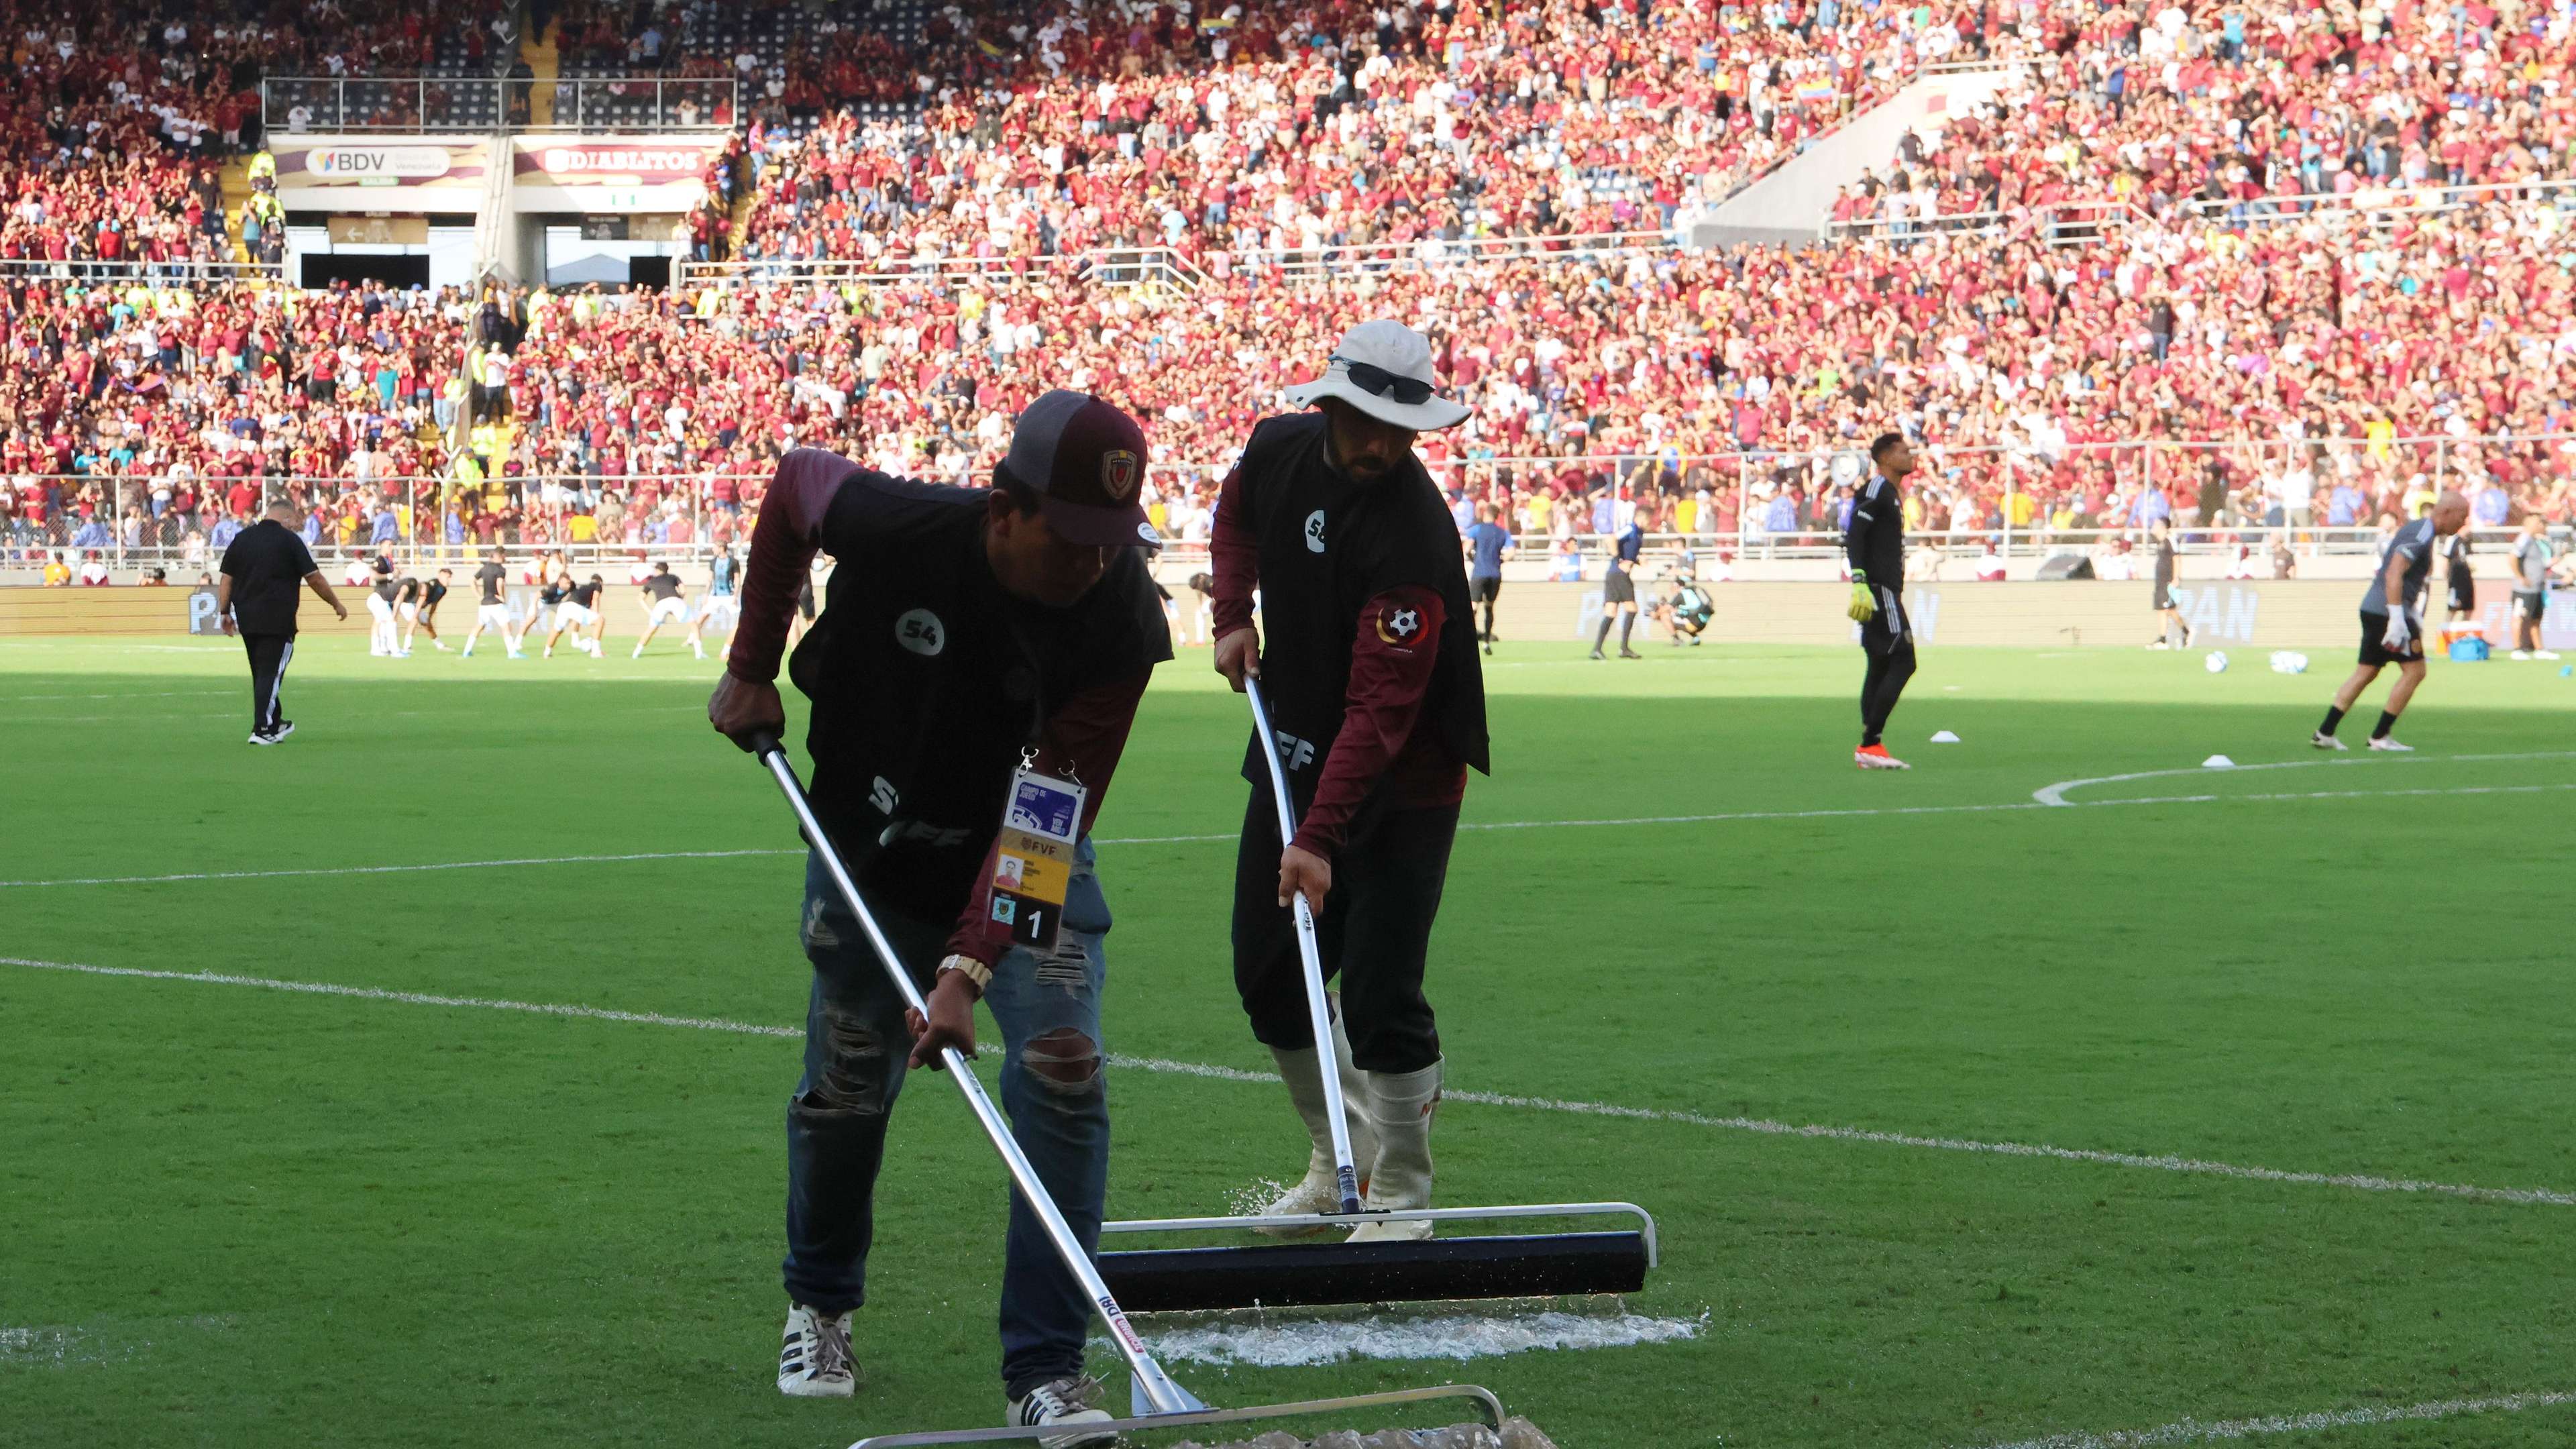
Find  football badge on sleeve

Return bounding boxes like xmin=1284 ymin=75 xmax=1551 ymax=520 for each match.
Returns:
xmin=1375 ymin=604 xmax=1424 ymax=647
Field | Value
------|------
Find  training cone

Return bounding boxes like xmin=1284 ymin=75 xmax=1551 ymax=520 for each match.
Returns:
xmin=2202 ymin=755 xmax=2235 ymax=769
xmin=1928 ymin=730 xmax=1960 ymax=743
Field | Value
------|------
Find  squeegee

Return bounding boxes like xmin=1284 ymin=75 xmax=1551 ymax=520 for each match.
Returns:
xmin=1095 ymin=682 xmax=1660 ymax=1313
xmin=743 ymin=733 xmax=1506 ymax=1447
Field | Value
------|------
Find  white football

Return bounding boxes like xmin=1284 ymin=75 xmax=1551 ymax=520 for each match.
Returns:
xmin=2204 ymin=651 xmax=2229 ymax=674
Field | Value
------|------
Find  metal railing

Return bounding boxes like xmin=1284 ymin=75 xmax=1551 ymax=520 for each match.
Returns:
xmin=1210 ymin=229 xmax=1676 ymax=278
xmin=2183 ymin=176 xmax=2576 ymax=225
xmin=262 ymin=76 xmax=739 ymax=135
xmin=1079 ymin=247 xmax=1212 ymax=293
xmin=1827 ymin=199 xmax=2147 ymax=244
xmin=0 ymin=258 xmax=283 ymax=282
xmin=1 ymin=475 xmax=757 ymax=572
xmin=11 ymin=431 xmax=2565 ymax=575
xmin=674 ymin=252 xmax=1079 ymax=288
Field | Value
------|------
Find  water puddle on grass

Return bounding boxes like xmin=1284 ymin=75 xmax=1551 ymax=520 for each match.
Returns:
xmin=1 ymin=1315 xmax=235 ymax=1368
xmin=1110 ymin=1307 xmax=1705 ymax=1368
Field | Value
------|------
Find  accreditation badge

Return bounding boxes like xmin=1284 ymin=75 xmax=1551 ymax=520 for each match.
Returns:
xmin=989 ymin=768 xmax=1086 ymax=951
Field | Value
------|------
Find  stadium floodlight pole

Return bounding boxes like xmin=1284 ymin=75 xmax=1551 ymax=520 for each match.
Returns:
xmin=742 ymin=731 xmax=1205 ymax=1421
xmin=1242 ymin=677 xmax=1365 ymax=1217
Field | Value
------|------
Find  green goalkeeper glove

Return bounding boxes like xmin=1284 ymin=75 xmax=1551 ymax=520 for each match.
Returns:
xmin=1847 ymin=572 xmax=1878 ymax=624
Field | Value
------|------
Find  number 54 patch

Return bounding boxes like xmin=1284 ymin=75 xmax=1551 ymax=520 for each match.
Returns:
xmin=989 ymin=769 xmax=1085 ymax=950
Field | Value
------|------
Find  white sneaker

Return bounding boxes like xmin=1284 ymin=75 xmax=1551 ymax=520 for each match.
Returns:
xmin=433 ymin=641 xmax=451 ymax=651
xmin=1258 ymin=1164 xmax=1355 ymax=1236
xmin=2311 ymin=732 xmax=2348 ymax=751
xmin=2538 ymin=650 xmax=2563 ymax=660
xmin=2512 ymin=649 xmax=2534 ymax=660
xmin=2367 ymin=737 xmax=2414 ymax=752
xmin=1855 ymin=745 xmax=1911 ymax=769
xmin=1006 ymin=1376 xmax=1114 ymax=1449
xmin=777 ymin=1303 xmax=855 ymax=1398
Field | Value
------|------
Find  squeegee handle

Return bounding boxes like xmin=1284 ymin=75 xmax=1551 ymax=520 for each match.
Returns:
xmin=749 ymin=739 xmax=1198 ymax=1415
xmin=1242 ymin=680 xmax=1366 ymax=1217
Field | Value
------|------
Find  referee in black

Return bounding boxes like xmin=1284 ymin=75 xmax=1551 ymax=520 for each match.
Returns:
xmin=217 ymin=500 xmax=347 ymax=744
xmin=1845 ymin=433 xmax=1916 ymax=771
xmin=1209 ymin=319 xmax=1490 ymax=1242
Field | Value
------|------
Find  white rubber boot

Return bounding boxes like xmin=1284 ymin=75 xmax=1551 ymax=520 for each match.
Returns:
xmin=1256 ymin=1010 xmax=1377 ymax=1234
xmin=1346 ymin=1058 xmax=1442 ymax=1244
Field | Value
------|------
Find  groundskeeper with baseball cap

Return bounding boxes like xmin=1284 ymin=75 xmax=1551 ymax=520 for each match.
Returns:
xmin=707 ymin=390 xmax=1171 ymax=1445
xmin=1209 ymin=319 xmax=1491 ymax=1242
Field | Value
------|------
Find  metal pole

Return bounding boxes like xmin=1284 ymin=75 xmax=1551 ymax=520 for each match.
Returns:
xmin=749 ymin=741 xmax=1201 ymax=1418
xmin=1242 ymin=678 xmax=1364 ymax=1217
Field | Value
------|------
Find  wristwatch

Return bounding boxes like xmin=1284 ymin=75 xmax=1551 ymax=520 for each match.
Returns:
xmin=936 ymin=954 xmax=992 ymax=996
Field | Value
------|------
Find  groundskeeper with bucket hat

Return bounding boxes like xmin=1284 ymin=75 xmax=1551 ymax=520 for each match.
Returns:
xmin=1209 ymin=319 xmax=1491 ymax=1244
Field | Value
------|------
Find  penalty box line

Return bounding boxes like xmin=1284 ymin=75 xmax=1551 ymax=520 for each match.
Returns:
xmin=8 ymin=775 xmax=2576 ymax=889
xmin=6 ymin=955 xmax=2570 ymax=1212
xmin=1951 ymin=1389 xmax=2576 ymax=1449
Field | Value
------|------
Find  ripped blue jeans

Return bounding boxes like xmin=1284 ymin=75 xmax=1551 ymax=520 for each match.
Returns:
xmin=782 ymin=844 xmax=1110 ymax=1397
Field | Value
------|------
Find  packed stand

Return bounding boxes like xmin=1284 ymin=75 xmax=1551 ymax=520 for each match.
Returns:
xmin=1831 ymin=0 xmax=2576 ymax=237
xmin=726 ymin=0 xmax=1990 ymax=270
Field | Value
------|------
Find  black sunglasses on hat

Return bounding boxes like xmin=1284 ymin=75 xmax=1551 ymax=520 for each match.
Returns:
xmin=1332 ymin=355 xmax=1436 ymax=407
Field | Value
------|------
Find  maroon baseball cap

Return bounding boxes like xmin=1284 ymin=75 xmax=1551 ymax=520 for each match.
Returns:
xmin=995 ymin=390 xmax=1157 ymax=548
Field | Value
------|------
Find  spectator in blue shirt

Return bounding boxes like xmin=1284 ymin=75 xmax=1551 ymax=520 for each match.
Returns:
xmin=1761 ymin=488 xmax=1799 ymax=535
xmin=71 ymin=518 xmax=112 ymax=549
xmin=2473 ymin=482 xmax=2511 ymax=527
xmin=372 ymin=506 xmax=400 ymax=545
xmin=209 ymin=515 xmax=245 ymax=550
xmin=2328 ymin=482 xmax=2365 ymax=527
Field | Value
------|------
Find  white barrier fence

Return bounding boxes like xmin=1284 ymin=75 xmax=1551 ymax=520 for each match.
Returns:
xmin=6 ymin=429 xmax=2565 ymax=574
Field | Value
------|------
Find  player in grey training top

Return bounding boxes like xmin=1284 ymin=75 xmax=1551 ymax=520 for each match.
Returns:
xmin=2509 ymin=515 xmax=2563 ymax=660
xmin=2314 ymin=492 xmax=2469 ymax=753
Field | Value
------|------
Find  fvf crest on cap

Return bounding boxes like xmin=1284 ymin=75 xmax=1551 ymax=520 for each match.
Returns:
xmin=996 ymin=389 xmax=1157 ymax=547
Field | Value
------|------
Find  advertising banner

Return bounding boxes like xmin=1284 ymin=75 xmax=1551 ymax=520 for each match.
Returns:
xmin=271 ymin=139 xmax=492 ymax=208
xmin=510 ymin=136 xmax=722 ymax=212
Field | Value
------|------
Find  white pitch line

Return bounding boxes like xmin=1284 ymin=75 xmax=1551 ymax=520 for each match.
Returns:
xmin=1 ymin=689 xmax=237 ymax=702
xmin=0 ymin=958 xmax=806 ymax=1038
xmin=1952 ymin=1390 xmax=2576 ymax=1449
xmin=11 ymin=777 xmax=2575 ymax=887
xmin=7 ymin=956 xmax=2569 ymax=1210
xmin=2033 ymin=749 xmax=2576 ymax=807
xmin=0 ymin=848 xmax=802 ymax=890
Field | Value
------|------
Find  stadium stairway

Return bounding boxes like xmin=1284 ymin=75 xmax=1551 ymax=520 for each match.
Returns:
xmin=522 ymin=17 xmax=560 ymax=128
xmin=217 ymin=159 xmax=256 ymax=266
xmin=1693 ymin=62 xmax=2021 ymax=248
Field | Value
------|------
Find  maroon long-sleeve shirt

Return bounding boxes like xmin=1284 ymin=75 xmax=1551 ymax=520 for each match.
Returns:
xmin=1210 ymin=464 xmax=1468 ymax=859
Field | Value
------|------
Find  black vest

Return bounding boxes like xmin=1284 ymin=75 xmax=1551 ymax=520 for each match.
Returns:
xmin=789 ymin=469 xmax=1169 ymax=917
xmin=1236 ymin=413 xmax=1489 ymax=810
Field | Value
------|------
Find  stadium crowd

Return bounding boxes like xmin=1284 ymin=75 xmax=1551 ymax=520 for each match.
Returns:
xmin=5 ymin=0 xmax=2576 ymax=571
xmin=1 ymin=1 xmax=524 ymax=272
xmin=730 ymin=0 xmax=1936 ymax=268
xmin=1831 ymin=0 xmax=2576 ymax=233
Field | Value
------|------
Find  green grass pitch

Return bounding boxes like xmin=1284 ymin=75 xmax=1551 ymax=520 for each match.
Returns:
xmin=3 ymin=632 xmax=2571 ymax=1449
